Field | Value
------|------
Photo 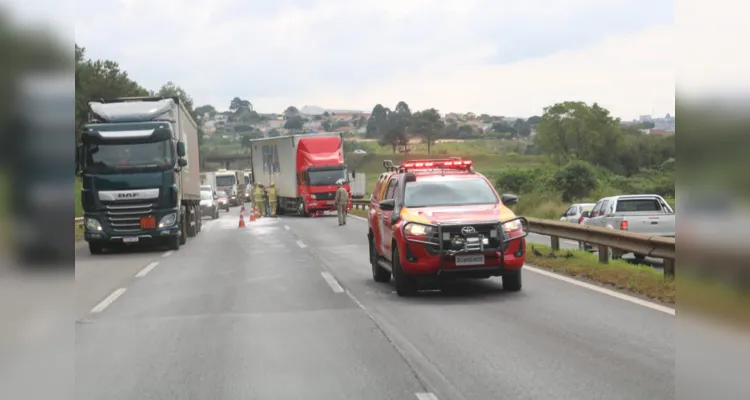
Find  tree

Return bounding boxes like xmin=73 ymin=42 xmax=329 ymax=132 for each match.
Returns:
xmin=378 ymin=101 xmax=412 ymax=154
xmin=366 ymin=104 xmax=390 ymax=138
xmin=229 ymin=97 xmax=252 ymax=113
xmin=268 ymin=129 xmax=280 ymax=137
xmin=321 ymin=120 xmax=332 ymax=132
xmin=284 ymin=115 xmax=304 ymax=130
xmin=513 ymin=119 xmax=532 ymax=138
xmin=527 ymin=115 xmax=542 ymax=125
xmin=411 ymin=108 xmax=445 ymax=154
xmin=195 ymin=104 xmax=216 ymax=118
xmin=284 ymin=106 xmax=300 ymax=118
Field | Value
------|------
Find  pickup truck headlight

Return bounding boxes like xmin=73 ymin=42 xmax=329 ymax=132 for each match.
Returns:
xmin=85 ymin=217 xmax=102 ymax=231
xmin=405 ymin=223 xmax=433 ymax=236
xmin=159 ymin=213 xmax=177 ymax=228
xmin=503 ymin=219 xmax=522 ymax=233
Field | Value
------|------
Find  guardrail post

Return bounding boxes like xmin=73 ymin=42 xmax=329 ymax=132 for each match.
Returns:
xmin=550 ymin=236 xmax=560 ymax=251
xmin=663 ymin=259 xmax=675 ymax=279
xmin=598 ymin=245 xmax=609 ymax=264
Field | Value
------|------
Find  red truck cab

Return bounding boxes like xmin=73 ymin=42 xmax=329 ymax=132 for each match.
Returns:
xmin=366 ymin=158 xmax=529 ymax=296
xmin=295 ymin=136 xmax=352 ymax=216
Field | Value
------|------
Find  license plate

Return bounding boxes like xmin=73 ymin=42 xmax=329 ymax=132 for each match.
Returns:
xmin=455 ymin=254 xmax=485 ymax=266
xmin=328 ymin=200 xmax=335 ymax=205
xmin=140 ymin=216 xmax=156 ymax=229
xmin=122 ymin=237 xmax=139 ymax=243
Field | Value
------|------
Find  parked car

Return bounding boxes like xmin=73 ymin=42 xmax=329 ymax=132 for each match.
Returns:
xmin=560 ymin=203 xmax=595 ymax=224
xmin=580 ymin=194 xmax=675 ymax=260
xmin=200 ymin=189 xmax=219 ymax=219
xmin=216 ymin=190 xmax=230 ymax=212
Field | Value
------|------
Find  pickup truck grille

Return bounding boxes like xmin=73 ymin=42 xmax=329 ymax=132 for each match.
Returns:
xmin=425 ymin=222 xmax=506 ymax=254
xmin=103 ymin=201 xmax=157 ymax=232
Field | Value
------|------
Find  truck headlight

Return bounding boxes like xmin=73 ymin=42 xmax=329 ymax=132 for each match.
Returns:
xmin=85 ymin=217 xmax=102 ymax=231
xmin=159 ymin=213 xmax=177 ymax=228
xmin=310 ymin=194 xmax=317 ymax=199
xmin=405 ymin=223 xmax=432 ymax=236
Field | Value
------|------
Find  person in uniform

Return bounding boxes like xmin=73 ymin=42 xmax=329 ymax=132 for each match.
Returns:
xmin=267 ymin=182 xmax=279 ymax=217
xmin=334 ymin=180 xmax=349 ymax=226
xmin=253 ymin=183 xmax=266 ymax=217
xmin=263 ymin=185 xmax=270 ymax=216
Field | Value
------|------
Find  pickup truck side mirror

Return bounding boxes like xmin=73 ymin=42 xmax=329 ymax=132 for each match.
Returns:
xmin=379 ymin=199 xmax=395 ymax=211
xmin=501 ymin=194 xmax=518 ymax=206
xmin=176 ymin=141 xmax=186 ymax=157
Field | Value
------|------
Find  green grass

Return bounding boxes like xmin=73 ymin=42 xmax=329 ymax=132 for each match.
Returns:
xmin=75 ymin=177 xmax=83 ymax=218
xmin=526 ymin=244 xmax=675 ymax=303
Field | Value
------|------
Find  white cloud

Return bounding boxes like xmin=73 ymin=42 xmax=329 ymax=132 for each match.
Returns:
xmin=74 ymin=0 xmax=675 ymax=119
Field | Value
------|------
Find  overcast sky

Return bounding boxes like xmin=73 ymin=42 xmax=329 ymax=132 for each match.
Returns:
xmin=21 ymin=0 xmax=696 ymax=118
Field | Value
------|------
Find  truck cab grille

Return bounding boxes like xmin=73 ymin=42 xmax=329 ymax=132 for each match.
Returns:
xmin=314 ymin=191 xmax=336 ymax=200
xmin=104 ymin=201 xmax=157 ymax=232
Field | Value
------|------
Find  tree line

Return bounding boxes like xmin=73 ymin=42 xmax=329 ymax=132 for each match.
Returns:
xmin=75 ymin=44 xmax=204 ymax=145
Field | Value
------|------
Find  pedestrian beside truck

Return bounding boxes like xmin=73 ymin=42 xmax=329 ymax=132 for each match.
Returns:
xmin=334 ymin=180 xmax=349 ymax=226
xmin=268 ymin=183 xmax=279 ymax=217
xmin=253 ymin=183 xmax=266 ymax=217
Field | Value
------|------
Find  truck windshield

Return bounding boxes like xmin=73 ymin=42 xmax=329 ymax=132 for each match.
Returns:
xmin=309 ymin=168 xmax=347 ymax=186
xmin=84 ymin=140 xmax=174 ymax=173
xmin=216 ymin=176 xmax=236 ymax=187
xmin=404 ymin=178 xmax=499 ymax=207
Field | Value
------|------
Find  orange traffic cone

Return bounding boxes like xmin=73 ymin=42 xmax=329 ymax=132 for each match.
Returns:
xmin=249 ymin=207 xmax=257 ymax=221
xmin=238 ymin=210 xmax=246 ymax=228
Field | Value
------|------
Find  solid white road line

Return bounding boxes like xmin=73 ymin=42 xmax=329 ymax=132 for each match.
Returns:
xmin=524 ymin=265 xmax=676 ymax=315
xmin=284 ymin=225 xmax=290 ymax=230
xmin=90 ymin=288 xmax=127 ymax=314
xmin=135 ymin=262 xmax=159 ymax=278
xmin=350 ymin=215 xmax=367 ymax=222
xmin=416 ymin=393 xmax=440 ymax=400
xmin=296 ymin=240 xmax=307 ymax=248
xmin=162 ymin=251 xmax=173 ymax=257
xmin=320 ymin=272 xmax=344 ymax=293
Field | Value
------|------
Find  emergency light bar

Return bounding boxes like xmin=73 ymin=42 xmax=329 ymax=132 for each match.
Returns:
xmin=401 ymin=158 xmax=473 ymax=171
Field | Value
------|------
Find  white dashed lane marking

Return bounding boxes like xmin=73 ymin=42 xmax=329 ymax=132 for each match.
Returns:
xmin=135 ymin=262 xmax=159 ymax=278
xmin=162 ymin=251 xmax=173 ymax=257
xmin=296 ymin=240 xmax=307 ymax=248
xmin=320 ymin=272 xmax=344 ymax=293
xmin=90 ymin=288 xmax=127 ymax=314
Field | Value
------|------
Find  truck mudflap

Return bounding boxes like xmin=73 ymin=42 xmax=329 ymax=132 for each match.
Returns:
xmin=401 ymin=217 xmax=529 ymax=272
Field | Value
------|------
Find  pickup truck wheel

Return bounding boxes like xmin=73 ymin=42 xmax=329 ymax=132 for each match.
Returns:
xmin=370 ymin=236 xmax=391 ymax=283
xmin=392 ymin=247 xmax=417 ymax=296
xmin=503 ymin=270 xmax=522 ymax=291
xmin=88 ymin=243 xmax=104 ymax=255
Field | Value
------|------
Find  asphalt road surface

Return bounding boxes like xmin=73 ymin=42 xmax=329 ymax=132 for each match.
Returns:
xmin=76 ymin=207 xmax=675 ymax=400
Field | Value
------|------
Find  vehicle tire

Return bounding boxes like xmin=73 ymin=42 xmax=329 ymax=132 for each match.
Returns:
xmin=578 ymin=241 xmax=588 ymax=251
xmin=392 ymin=246 xmax=417 ymax=296
xmin=88 ymin=242 xmax=104 ymax=255
xmin=633 ymin=254 xmax=646 ymax=262
xmin=370 ymin=235 xmax=391 ymax=283
xmin=167 ymin=235 xmax=180 ymax=250
xmin=607 ymin=247 xmax=622 ymax=260
xmin=503 ymin=270 xmax=522 ymax=291
xmin=187 ymin=206 xmax=197 ymax=238
xmin=179 ymin=211 xmax=187 ymax=245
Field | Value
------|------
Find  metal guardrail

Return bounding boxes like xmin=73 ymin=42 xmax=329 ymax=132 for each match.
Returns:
xmin=349 ymin=199 xmax=676 ymax=278
xmin=76 ymin=200 xmax=676 ymax=278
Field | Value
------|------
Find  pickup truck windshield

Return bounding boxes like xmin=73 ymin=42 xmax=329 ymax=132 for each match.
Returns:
xmin=84 ymin=140 xmax=173 ymax=173
xmin=405 ymin=178 xmax=498 ymax=207
xmin=616 ymin=198 xmax=667 ymax=212
xmin=309 ymin=168 xmax=347 ymax=186
xmin=216 ymin=176 xmax=236 ymax=187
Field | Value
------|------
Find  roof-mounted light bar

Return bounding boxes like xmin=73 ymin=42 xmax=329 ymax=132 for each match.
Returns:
xmin=401 ymin=158 xmax=472 ymax=171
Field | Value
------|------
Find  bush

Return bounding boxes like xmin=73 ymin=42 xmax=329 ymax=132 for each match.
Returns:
xmin=552 ymin=161 xmax=598 ymax=202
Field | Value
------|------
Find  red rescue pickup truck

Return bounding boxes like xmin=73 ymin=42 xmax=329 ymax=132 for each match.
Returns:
xmin=366 ymin=158 xmax=529 ymax=296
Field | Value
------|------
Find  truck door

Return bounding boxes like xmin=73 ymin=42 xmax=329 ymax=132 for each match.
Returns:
xmin=380 ymin=178 xmax=399 ymax=260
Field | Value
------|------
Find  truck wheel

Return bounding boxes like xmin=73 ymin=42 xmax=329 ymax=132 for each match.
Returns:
xmin=392 ymin=247 xmax=417 ymax=296
xmin=167 ymin=235 xmax=180 ymax=250
xmin=187 ymin=206 xmax=198 ymax=237
xmin=179 ymin=212 xmax=187 ymax=245
xmin=503 ymin=270 xmax=523 ymax=291
xmin=88 ymin=242 xmax=104 ymax=255
xmin=370 ymin=235 xmax=391 ymax=283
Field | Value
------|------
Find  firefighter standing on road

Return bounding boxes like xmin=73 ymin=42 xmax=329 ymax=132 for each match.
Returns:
xmin=268 ymin=182 xmax=279 ymax=217
xmin=253 ymin=183 xmax=266 ymax=217
xmin=334 ymin=180 xmax=349 ymax=226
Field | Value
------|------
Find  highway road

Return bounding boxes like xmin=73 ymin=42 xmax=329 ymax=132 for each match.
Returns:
xmin=76 ymin=207 xmax=675 ymax=400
